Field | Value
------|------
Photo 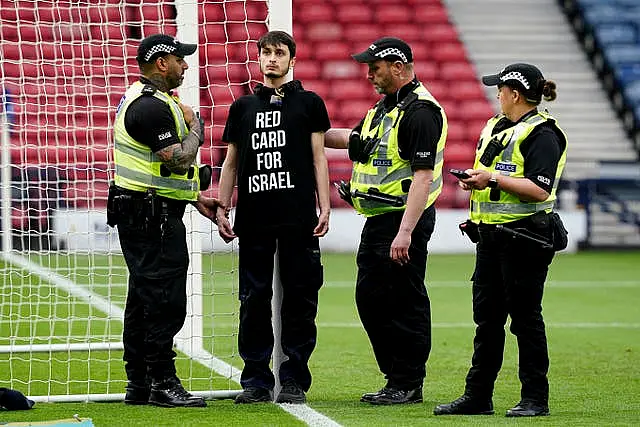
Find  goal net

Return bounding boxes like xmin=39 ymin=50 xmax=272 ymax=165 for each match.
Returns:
xmin=0 ymin=0 xmax=273 ymax=402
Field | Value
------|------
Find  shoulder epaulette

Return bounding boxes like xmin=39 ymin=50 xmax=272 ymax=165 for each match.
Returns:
xmin=141 ymin=84 xmax=157 ymax=96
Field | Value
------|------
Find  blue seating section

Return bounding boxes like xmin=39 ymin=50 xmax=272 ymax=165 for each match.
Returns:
xmin=578 ymin=0 xmax=640 ymax=123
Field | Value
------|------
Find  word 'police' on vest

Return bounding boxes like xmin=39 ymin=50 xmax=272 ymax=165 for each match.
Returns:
xmin=249 ymin=111 xmax=294 ymax=193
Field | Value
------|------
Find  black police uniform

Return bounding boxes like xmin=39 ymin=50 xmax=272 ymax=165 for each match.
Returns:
xmin=355 ymin=79 xmax=443 ymax=392
xmin=465 ymin=110 xmax=566 ymax=406
xmin=115 ymin=77 xmax=190 ymax=389
xmin=222 ymin=80 xmax=330 ymax=392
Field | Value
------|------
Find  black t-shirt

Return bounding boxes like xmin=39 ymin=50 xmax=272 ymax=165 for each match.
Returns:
xmin=492 ymin=111 xmax=565 ymax=193
xmin=222 ymin=80 xmax=331 ymax=236
xmin=356 ymin=79 xmax=443 ymax=171
xmin=124 ymin=77 xmax=180 ymax=152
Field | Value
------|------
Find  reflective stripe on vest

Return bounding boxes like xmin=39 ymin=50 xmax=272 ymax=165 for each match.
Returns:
xmin=113 ymin=82 xmax=199 ymax=201
xmin=470 ymin=111 xmax=567 ymax=224
xmin=350 ymin=83 xmax=447 ymax=217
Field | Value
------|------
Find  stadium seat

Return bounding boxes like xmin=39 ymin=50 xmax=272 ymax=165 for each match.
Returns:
xmin=594 ymin=23 xmax=637 ymax=46
xmin=313 ymin=41 xmax=351 ymax=61
xmin=414 ymin=6 xmax=450 ymax=24
xmin=321 ymin=60 xmax=360 ymax=80
xmin=616 ymin=63 xmax=640 ymax=86
xmin=201 ymin=3 xmax=224 ymax=22
xmin=296 ymin=4 xmax=333 ymax=23
xmin=375 ymin=5 xmax=413 ymax=24
xmin=431 ymin=43 xmax=468 ymax=63
xmin=459 ymin=100 xmax=494 ymax=121
xmin=334 ymin=4 xmax=374 ymax=24
xmin=445 ymin=142 xmax=476 ymax=163
xmin=623 ymin=80 xmax=640 ymax=105
xmin=451 ymin=81 xmax=486 ymax=101
xmin=382 ymin=24 xmax=422 ymax=43
xmin=440 ymin=61 xmax=478 ymax=82
xmin=423 ymin=24 xmax=460 ymax=43
xmin=329 ymin=80 xmax=374 ymax=99
xmin=294 ymin=61 xmax=322 ymax=80
xmin=414 ymin=62 xmax=439 ymax=81
xmin=305 ymin=22 xmax=342 ymax=41
xmin=604 ymin=44 xmax=640 ymax=67
xmin=343 ymin=25 xmax=381 ymax=44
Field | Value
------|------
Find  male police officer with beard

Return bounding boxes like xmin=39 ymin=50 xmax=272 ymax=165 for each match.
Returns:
xmin=325 ymin=37 xmax=447 ymax=405
xmin=108 ymin=34 xmax=222 ymax=407
xmin=216 ymin=31 xmax=331 ymax=405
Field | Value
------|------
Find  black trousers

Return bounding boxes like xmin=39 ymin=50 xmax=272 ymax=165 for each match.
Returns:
xmin=237 ymin=230 xmax=323 ymax=392
xmin=355 ymin=206 xmax=435 ymax=390
xmin=118 ymin=215 xmax=189 ymax=385
xmin=465 ymin=218 xmax=555 ymax=404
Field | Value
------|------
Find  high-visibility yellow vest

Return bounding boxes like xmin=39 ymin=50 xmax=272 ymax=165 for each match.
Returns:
xmin=350 ymin=83 xmax=447 ymax=217
xmin=470 ymin=111 xmax=567 ymax=224
xmin=113 ymin=82 xmax=199 ymax=201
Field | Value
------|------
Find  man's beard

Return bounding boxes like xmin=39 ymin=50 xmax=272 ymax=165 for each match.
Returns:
xmin=262 ymin=64 xmax=290 ymax=79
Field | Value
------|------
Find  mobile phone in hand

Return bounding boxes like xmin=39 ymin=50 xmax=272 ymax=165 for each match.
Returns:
xmin=449 ymin=168 xmax=471 ymax=180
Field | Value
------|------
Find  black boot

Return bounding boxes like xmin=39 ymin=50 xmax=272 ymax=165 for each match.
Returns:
xmin=149 ymin=377 xmax=206 ymax=407
xmin=360 ymin=387 xmax=388 ymax=403
xmin=434 ymin=394 xmax=494 ymax=415
xmin=124 ymin=382 xmax=150 ymax=405
xmin=506 ymin=400 xmax=549 ymax=417
xmin=234 ymin=386 xmax=272 ymax=404
xmin=275 ymin=380 xmax=306 ymax=404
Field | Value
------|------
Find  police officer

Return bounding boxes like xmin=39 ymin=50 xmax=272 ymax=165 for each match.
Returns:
xmin=434 ymin=63 xmax=567 ymax=417
xmin=325 ymin=37 xmax=447 ymax=405
xmin=215 ymin=31 xmax=331 ymax=404
xmin=109 ymin=34 xmax=222 ymax=407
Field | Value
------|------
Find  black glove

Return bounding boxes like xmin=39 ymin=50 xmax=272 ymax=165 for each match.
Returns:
xmin=335 ymin=180 xmax=354 ymax=207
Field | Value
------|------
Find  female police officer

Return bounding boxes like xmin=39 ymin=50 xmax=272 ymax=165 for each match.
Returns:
xmin=434 ymin=63 xmax=567 ymax=417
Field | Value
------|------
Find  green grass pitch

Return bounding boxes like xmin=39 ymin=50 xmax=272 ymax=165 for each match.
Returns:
xmin=1 ymin=251 xmax=639 ymax=426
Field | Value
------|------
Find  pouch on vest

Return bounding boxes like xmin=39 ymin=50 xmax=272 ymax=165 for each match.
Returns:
xmin=199 ymin=164 xmax=212 ymax=191
xmin=550 ymin=212 xmax=568 ymax=251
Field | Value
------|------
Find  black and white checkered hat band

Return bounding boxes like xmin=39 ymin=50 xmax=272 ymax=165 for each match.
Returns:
xmin=500 ymin=71 xmax=530 ymax=89
xmin=375 ymin=47 xmax=408 ymax=62
xmin=144 ymin=44 xmax=176 ymax=61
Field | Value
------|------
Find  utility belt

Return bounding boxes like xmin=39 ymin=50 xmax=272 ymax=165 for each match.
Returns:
xmin=107 ymin=183 xmax=186 ymax=229
xmin=459 ymin=211 xmax=568 ymax=251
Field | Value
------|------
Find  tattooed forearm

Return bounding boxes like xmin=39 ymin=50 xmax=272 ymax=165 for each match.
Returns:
xmin=157 ymin=128 xmax=201 ymax=175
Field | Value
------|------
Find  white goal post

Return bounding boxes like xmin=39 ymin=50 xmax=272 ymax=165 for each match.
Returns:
xmin=0 ymin=0 xmax=290 ymax=403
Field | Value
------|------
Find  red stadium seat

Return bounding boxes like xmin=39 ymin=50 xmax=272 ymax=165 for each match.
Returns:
xmin=440 ymin=61 xmax=478 ymax=82
xmin=294 ymin=61 xmax=322 ymax=80
xmin=334 ymin=5 xmax=374 ymax=24
xmin=295 ymin=4 xmax=333 ymax=23
xmin=424 ymin=80 xmax=449 ymax=102
xmin=336 ymin=99 xmax=374 ymax=123
xmin=451 ymin=81 xmax=486 ymax=101
xmin=446 ymin=121 xmax=466 ymax=144
xmin=313 ymin=41 xmax=351 ymax=61
xmin=415 ymin=6 xmax=450 ymax=24
xmin=445 ymin=142 xmax=476 ymax=163
xmin=459 ymin=100 xmax=494 ymax=121
xmin=431 ymin=43 xmax=467 ymax=63
xmin=201 ymin=3 xmax=224 ymax=22
xmin=330 ymin=80 xmax=374 ymax=99
xmin=375 ymin=5 xmax=412 ymax=24
xmin=321 ymin=60 xmax=360 ymax=80
xmin=423 ymin=24 xmax=460 ymax=43
xmin=303 ymin=80 xmax=331 ymax=101
xmin=414 ymin=62 xmax=439 ymax=81
xmin=343 ymin=25 xmax=381 ymax=44
xmin=382 ymin=24 xmax=422 ymax=43
xmin=223 ymin=1 xmax=249 ymax=21
xmin=306 ymin=22 xmax=342 ymax=41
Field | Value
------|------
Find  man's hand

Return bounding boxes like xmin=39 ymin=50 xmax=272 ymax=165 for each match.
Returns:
xmin=390 ymin=229 xmax=411 ymax=265
xmin=179 ymin=102 xmax=197 ymax=126
xmin=193 ymin=194 xmax=224 ymax=223
xmin=216 ymin=209 xmax=236 ymax=243
xmin=313 ymin=210 xmax=330 ymax=237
